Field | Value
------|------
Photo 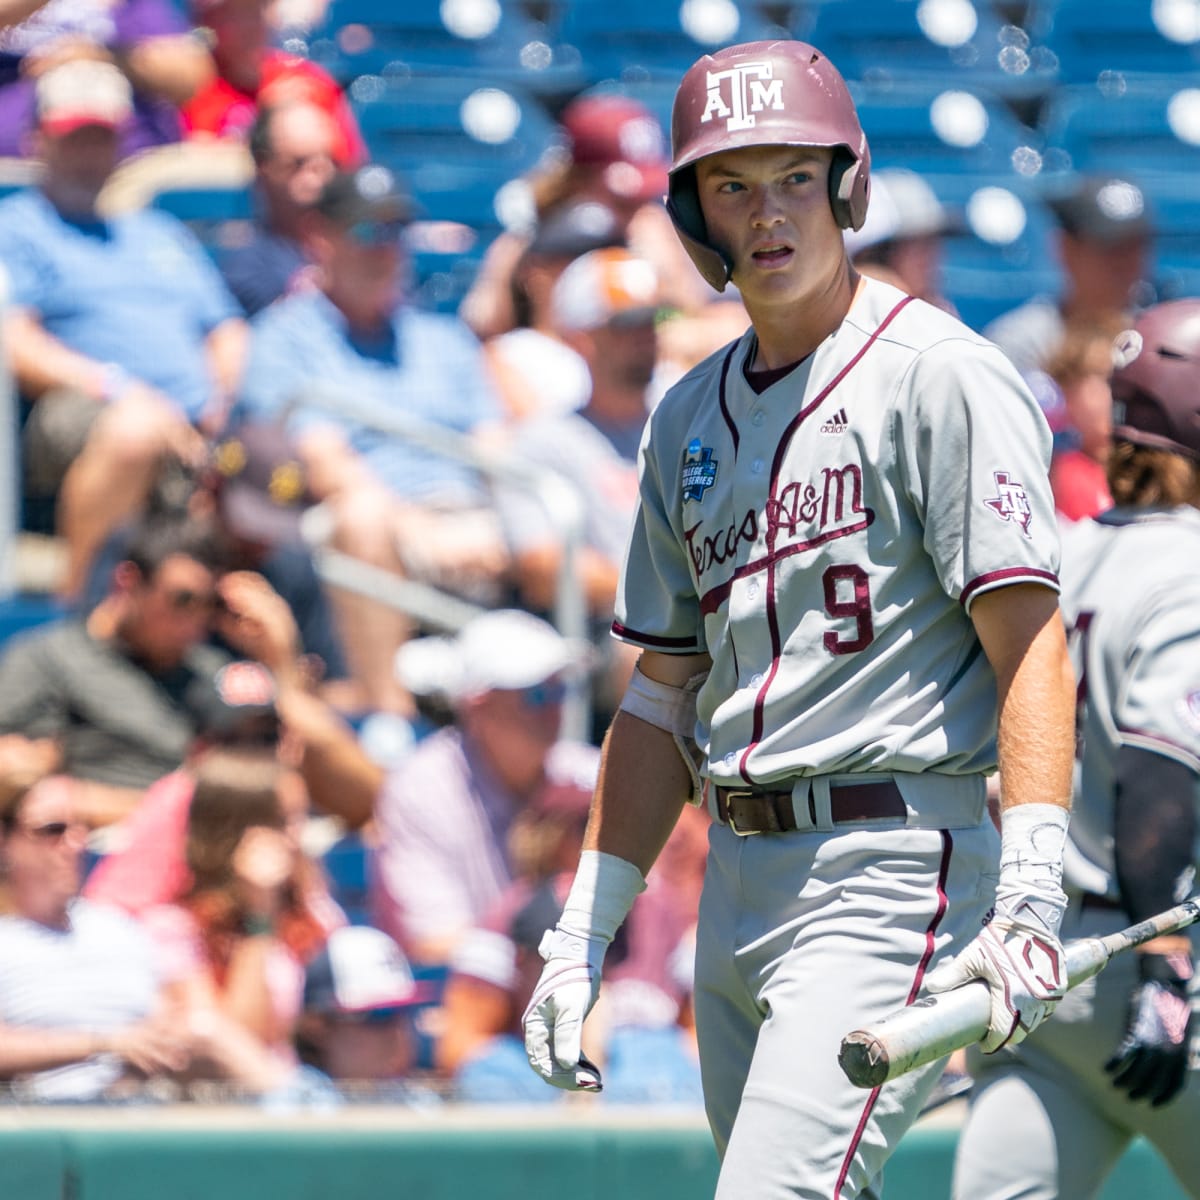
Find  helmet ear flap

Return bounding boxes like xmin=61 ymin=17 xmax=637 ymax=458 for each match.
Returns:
xmin=666 ymin=166 xmax=733 ymax=292
xmin=830 ymin=150 xmax=869 ymax=231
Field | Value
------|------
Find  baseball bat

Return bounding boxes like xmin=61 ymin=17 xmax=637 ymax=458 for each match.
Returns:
xmin=838 ymin=897 xmax=1200 ymax=1089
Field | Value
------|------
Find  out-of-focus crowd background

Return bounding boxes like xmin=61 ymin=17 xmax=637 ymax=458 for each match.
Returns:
xmin=0 ymin=0 xmax=1192 ymax=1108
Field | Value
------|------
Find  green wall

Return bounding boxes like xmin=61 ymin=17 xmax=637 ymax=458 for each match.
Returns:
xmin=0 ymin=1115 xmax=1187 ymax=1199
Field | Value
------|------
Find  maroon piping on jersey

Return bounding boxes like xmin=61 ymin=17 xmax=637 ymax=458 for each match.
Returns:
xmin=718 ymin=342 xmax=740 ymax=453
xmin=737 ymin=295 xmax=914 ymax=785
xmin=833 ymin=829 xmax=954 ymax=1199
xmin=959 ymin=566 xmax=1059 ymax=609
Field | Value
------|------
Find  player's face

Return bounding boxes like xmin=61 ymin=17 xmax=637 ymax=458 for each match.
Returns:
xmin=695 ymin=145 xmax=845 ymax=310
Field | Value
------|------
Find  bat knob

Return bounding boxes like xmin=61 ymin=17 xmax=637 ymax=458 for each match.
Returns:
xmin=838 ymin=1031 xmax=890 ymax=1089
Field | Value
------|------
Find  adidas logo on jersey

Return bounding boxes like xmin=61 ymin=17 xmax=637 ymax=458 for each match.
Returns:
xmin=820 ymin=408 xmax=849 ymax=435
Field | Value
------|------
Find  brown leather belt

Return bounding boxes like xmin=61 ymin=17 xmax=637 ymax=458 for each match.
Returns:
xmin=714 ymin=779 xmax=906 ymax=835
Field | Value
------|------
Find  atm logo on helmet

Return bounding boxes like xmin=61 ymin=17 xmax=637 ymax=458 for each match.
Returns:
xmin=701 ymin=63 xmax=785 ymax=132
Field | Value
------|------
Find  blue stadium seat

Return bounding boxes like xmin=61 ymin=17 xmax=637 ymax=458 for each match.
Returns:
xmin=803 ymin=0 xmax=1057 ymax=102
xmin=350 ymin=73 xmax=559 ymax=198
xmin=555 ymin=0 xmax=788 ymax=87
xmin=306 ymin=0 xmax=584 ymax=98
xmin=321 ymin=831 xmax=372 ymax=925
xmin=851 ymin=80 xmax=1044 ymax=180
xmin=1027 ymin=0 xmax=1200 ymax=85
xmin=1038 ymin=78 xmax=1200 ymax=183
xmin=920 ymin=172 xmax=1060 ymax=331
xmin=0 ymin=593 xmax=67 ymax=647
xmin=148 ymin=182 xmax=256 ymax=261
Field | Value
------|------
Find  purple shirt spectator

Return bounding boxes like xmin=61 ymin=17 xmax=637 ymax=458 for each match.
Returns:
xmin=0 ymin=0 xmax=190 ymax=158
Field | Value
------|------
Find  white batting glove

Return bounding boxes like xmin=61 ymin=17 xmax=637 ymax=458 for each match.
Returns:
xmin=522 ymin=926 xmax=606 ymax=1091
xmin=521 ymin=850 xmax=646 ymax=1093
xmin=926 ymin=803 xmax=1069 ymax=1053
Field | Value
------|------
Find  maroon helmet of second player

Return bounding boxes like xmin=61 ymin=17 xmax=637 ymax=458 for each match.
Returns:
xmin=666 ymin=39 xmax=871 ymax=290
xmin=1110 ymin=298 xmax=1200 ymax=461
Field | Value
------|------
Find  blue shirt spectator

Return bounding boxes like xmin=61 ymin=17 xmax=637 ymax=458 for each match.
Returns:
xmin=0 ymin=187 xmax=239 ymax=422
xmin=240 ymin=289 xmax=500 ymax=506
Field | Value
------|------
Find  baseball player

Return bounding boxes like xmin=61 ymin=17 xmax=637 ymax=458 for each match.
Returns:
xmin=952 ymin=301 xmax=1200 ymax=1200
xmin=522 ymin=39 xmax=1076 ymax=1198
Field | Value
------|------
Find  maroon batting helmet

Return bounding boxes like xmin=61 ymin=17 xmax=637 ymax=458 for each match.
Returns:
xmin=1110 ymin=299 xmax=1200 ymax=461
xmin=667 ymin=40 xmax=870 ymax=291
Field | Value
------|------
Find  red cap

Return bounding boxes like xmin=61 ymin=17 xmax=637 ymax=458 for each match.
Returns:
xmin=560 ymin=94 xmax=669 ymax=203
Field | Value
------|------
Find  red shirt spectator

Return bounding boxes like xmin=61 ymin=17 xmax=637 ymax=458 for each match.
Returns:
xmin=184 ymin=0 xmax=364 ymax=167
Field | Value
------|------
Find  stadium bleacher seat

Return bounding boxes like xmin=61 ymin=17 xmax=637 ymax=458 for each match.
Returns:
xmin=306 ymin=0 xmax=584 ymax=99
xmin=555 ymin=0 xmax=788 ymax=87
xmin=921 ymin=172 xmax=1060 ymax=331
xmin=802 ymin=0 xmax=1058 ymax=104
xmin=851 ymin=79 xmax=1045 ymax=181
xmin=1027 ymin=0 xmax=1200 ymax=85
xmin=1038 ymin=77 xmax=1200 ymax=183
xmin=321 ymin=831 xmax=372 ymax=925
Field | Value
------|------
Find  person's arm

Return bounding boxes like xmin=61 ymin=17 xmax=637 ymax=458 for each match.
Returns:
xmin=926 ymin=583 xmax=1075 ymax=1051
xmin=116 ymin=34 xmax=215 ymax=106
xmin=971 ymin=582 xmax=1075 ymax=820
xmin=0 ymin=1008 xmax=187 ymax=1078
xmin=68 ymin=778 xmax=146 ymax=828
xmin=4 ymin=308 xmax=127 ymax=400
xmin=523 ymin=649 xmax=707 ymax=1091
xmin=200 ymin=315 xmax=249 ymax=433
xmin=0 ymin=0 xmax=51 ymax=24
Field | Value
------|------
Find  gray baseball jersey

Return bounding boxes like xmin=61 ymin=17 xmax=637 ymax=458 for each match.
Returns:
xmin=954 ymin=504 xmax=1200 ymax=1200
xmin=612 ymin=276 xmax=1062 ymax=1197
xmin=1058 ymin=506 xmax=1200 ymax=899
xmin=615 ymin=276 xmax=1060 ymax=787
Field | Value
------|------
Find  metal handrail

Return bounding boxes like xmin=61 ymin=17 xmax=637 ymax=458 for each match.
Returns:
xmin=292 ymin=384 xmax=593 ymax=741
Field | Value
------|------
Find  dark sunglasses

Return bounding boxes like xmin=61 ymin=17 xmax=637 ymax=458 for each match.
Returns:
xmin=519 ymin=679 xmax=569 ymax=708
xmin=164 ymin=588 xmax=223 ymax=615
xmin=345 ymin=219 xmax=407 ymax=246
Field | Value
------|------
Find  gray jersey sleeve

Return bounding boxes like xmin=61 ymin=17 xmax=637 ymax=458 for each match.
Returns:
xmin=614 ymin=417 xmax=706 ymax=654
xmin=895 ymin=338 xmax=1060 ymax=610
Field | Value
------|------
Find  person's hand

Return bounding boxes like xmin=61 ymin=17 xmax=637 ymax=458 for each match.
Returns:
xmin=1105 ymin=951 xmax=1194 ymax=1106
xmin=215 ymin=571 xmax=301 ymax=675
xmin=0 ymin=734 xmax=61 ymax=789
xmin=522 ymin=926 xmax=605 ymax=1091
xmin=105 ymin=1016 xmax=190 ymax=1077
xmin=231 ymin=825 xmax=294 ymax=922
xmin=925 ymin=909 xmax=1067 ymax=1053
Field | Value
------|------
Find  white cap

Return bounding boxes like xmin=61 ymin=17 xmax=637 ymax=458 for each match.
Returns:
xmin=552 ymin=246 xmax=658 ymax=332
xmin=844 ymin=168 xmax=954 ymax=257
xmin=303 ymin=926 xmax=430 ymax=1013
xmin=36 ymin=60 xmax=132 ymax=136
xmin=395 ymin=609 xmax=580 ymax=703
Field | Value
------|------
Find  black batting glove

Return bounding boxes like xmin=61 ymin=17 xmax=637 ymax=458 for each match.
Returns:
xmin=1104 ymin=952 xmax=1194 ymax=1107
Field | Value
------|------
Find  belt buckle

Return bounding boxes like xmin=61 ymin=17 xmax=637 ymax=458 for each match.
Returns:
xmin=722 ymin=790 xmax=762 ymax=837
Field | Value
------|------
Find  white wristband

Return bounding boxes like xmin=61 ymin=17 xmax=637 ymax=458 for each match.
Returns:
xmin=996 ymin=802 xmax=1069 ymax=933
xmin=558 ymin=849 xmax=646 ymax=947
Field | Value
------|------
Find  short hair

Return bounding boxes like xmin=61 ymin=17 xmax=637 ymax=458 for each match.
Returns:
xmin=248 ymin=103 xmax=278 ymax=167
xmin=123 ymin=513 xmax=228 ymax=582
xmin=1107 ymin=440 xmax=1200 ymax=508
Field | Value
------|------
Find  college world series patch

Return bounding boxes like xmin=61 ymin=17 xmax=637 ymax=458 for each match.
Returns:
xmin=682 ymin=439 xmax=719 ymax=502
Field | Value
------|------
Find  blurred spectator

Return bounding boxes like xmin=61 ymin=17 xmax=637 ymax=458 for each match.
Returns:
xmin=215 ymin=98 xmax=336 ymax=317
xmin=984 ymin=174 xmax=1153 ymax=375
xmin=140 ymin=747 xmax=342 ymax=1073
xmin=0 ymin=773 xmax=190 ymax=1101
xmin=294 ymin=924 xmax=436 ymax=1102
xmin=0 ymin=58 xmax=247 ymax=599
xmin=84 ymin=651 xmax=381 ymax=920
xmin=238 ymin=166 xmax=510 ymax=719
xmin=483 ymin=199 xmax=624 ymax=421
xmin=844 ymin=166 xmax=960 ymax=315
xmin=439 ymin=780 xmax=706 ymax=1105
xmin=371 ymin=609 xmax=599 ymax=967
xmin=0 ymin=512 xmax=356 ymax=828
xmin=82 ymin=421 xmax=354 ymax=706
xmin=1044 ymin=322 xmax=1119 ymax=523
xmin=459 ymin=92 xmax=715 ymax=342
xmin=499 ymin=247 xmax=658 ymax=723
xmin=182 ymin=0 xmax=364 ymax=168
xmin=0 ymin=0 xmax=215 ymax=159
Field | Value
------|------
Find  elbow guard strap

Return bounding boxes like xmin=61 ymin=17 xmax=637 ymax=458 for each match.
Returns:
xmin=618 ymin=664 xmax=708 ymax=804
